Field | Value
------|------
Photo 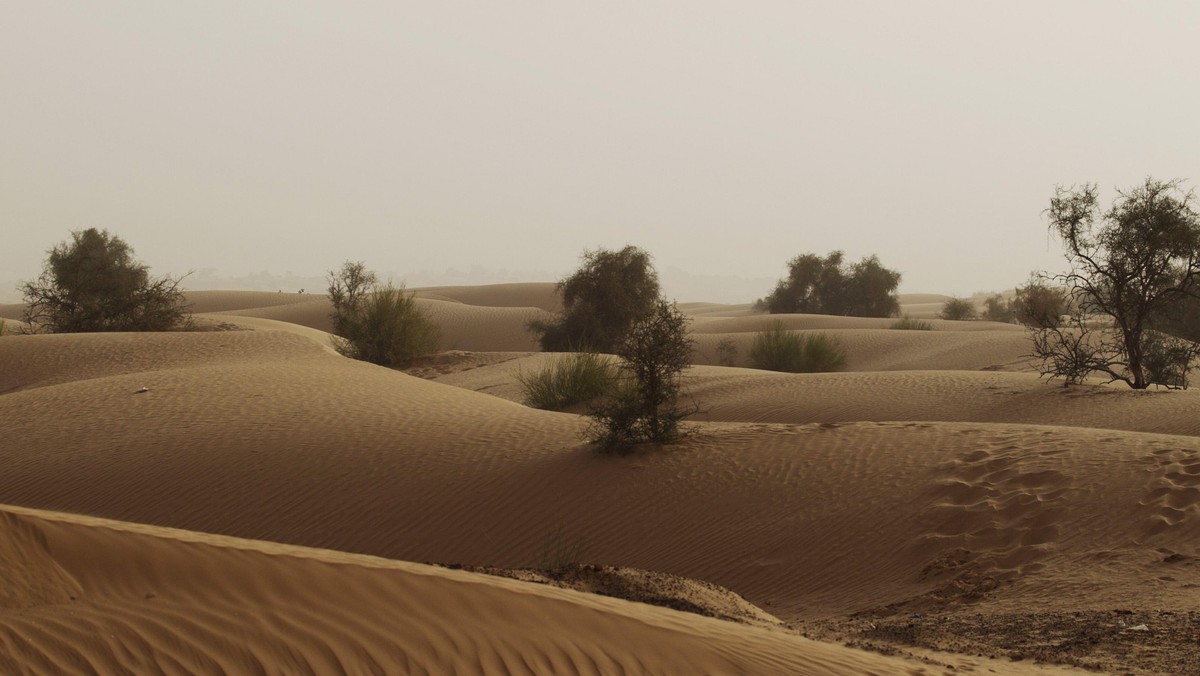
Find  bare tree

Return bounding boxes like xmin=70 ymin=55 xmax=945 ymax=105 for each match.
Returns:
xmin=1033 ymin=178 xmax=1200 ymax=388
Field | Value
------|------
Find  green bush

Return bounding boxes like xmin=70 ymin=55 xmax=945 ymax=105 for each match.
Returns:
xmin=517 ymin=352 xmax=616 ymax=410
xmin=749 ymin=322 xmax=847 ymax=372
xmin=890 ymin=315 xmax=933 ymax=331
xmin=332 ymin=282 xmax=439 ymax=367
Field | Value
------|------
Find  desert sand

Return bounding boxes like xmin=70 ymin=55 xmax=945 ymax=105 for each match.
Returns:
xmin=1 ymin=285 xmax=1197 ymax=674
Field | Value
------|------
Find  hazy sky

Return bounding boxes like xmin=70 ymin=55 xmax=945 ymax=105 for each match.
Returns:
xmin=4 ymin=2 xmax=1199 ymax=302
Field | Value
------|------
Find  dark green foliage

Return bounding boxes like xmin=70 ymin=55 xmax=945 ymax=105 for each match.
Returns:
xmin=762 ymin=251 xmax=900 ymax=318
xmin=529 ymin=246 xmax=660 ymax=352
xmin=21 ymin=228 xmax=191 ymax=333
xmin=939 ymin=297 xmax=978 ymax=321
xmin=588 ymin=300 xmax=695 ymax=450
xmin=327 ymin=263 xmax=438 ymax=367
xmin=1033 ymin=178 xmax=1200 ymax=388
xmin=517 ymin=352 xmax=616 ymax=410
xmin=890 ymin=315 xmax=933 ymax=330
xmin=749 ymin=321 xmax=847 ymax=372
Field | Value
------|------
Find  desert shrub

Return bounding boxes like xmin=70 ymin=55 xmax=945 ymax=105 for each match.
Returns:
xmin=749 ymin=321 xmax=805 ymax=371
xmin=1013 ymin=279 xmax=1067 ymax=329
xmin=715 ymin=337 xmax=739 ymax=366
xmin=517 ymin=352 xmax=616 ymax=410
xmin=761 ymin=251 xmax=901 ymax=317
xmin=327 ymin=260 xmax=378 ymax=337
xmin=529 ymin=246 xmax=659 ymax=352
xmin=1033 ymin=178 xmax=1200 ymax=388
xmin=588 ymin=300 xmax=695 ymax=450
xmin=982 ymin=294 xmax=1015 ymax=323
xmin=21 ymin=228 xmax=190 ymax=333
xmin=1141 ymin=331 xmax=1198 ymax=389
xmin=890 ymin=315 xmax=933 ymax=330
xmin=328 ymin=273 xmax=438 ymax=367
xmin=938 ymin=297 xmax=978 ymax=321
xmin=749 ymin=322 xmax=847 ymax=372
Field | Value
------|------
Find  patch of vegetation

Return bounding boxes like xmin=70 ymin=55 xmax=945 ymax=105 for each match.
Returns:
xmin=749 ymin=321 xmax=847 ymax=373
xmin=327 ymin=261 xmax=439 ymax=367
xmin=588 ymin=300 xmax=696 ymax=450
xmin=890 ymin=315 xmax=933 ymax=331
xmin=535 ymin=523 xmax=590 ymax=572
xmin=938 ymin=297 xmax=978 ymax=321
xmin=760 ymin=251 xmax=901 ymax=317
xmin=715 ymin=337 xmax=739 ymax=366
xmin=528 ymin=246 xmax=659 ymax=352
xmin=1032 ymin=178 xmax=1200 ymax=388
xmin=516 ymin=351 xmax=616 ymax=410
xmin=981 ymin=294 xmax=1014 ymax=322
xmin=20 ymin=228 xmax=191 ymax=333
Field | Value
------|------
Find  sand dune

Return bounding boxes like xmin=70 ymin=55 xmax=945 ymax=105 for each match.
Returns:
xmin=5 ymin=504 xmax=1057 ymax=675
xmin=3 ymin=286 xmax=1198 ymax=673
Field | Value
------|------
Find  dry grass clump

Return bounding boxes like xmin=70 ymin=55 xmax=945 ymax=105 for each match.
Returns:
xmin=517 ymin=352 xmax=617 ymax=410
xmin=890 ymin=315 xmax=932 ymax=331
xmin=749 ymin=321 xmax=846 ymax=373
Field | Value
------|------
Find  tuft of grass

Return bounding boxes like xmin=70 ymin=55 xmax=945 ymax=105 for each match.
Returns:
xmin=749 ymin=321 xmax=847 ymax=373
xmin=0 ymin=318 xmax=5 ymax=336
xmin=517 ymin=351 xmax=616 ymax=410
xmin=535 ymin=523 xmax=589 ymax=571
xmin=890 ymin=315 xmax=933 ymax=331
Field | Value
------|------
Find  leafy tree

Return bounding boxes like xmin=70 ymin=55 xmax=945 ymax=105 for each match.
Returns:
xmin=326 ymin=262 xmax=438 ymax=367
xmin=529 ymin=246 xmax=660 ymax=352
xmin=1032 ymin=178 xmax=1200 ymax=389
xmin=939 ymin=297 xmax=978 ymax=321
xmin=762 ymin=251 xmax=900 ymax=317
xmin=589 ymin=299 xmax=696 ymax=450
xmin=21 ymin=228 xmax=190 ymax=333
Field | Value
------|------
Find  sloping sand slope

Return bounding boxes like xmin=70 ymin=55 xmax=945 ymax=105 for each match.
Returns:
xmin=2 ymin=330 xmax=1198 ymax=626
xmin=5 ymin=504 xmax=1045 ymax=676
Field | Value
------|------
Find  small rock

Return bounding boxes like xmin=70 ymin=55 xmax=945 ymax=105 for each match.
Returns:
xmin=135 ymin=387 xmax=150 ymax=394
xmin=145 ymin=591 xmax=155 ymax=600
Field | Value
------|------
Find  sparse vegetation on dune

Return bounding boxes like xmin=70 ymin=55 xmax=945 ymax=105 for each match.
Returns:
xmin=889 ymin=315 xmax=932 ymax=331
xmin=517 ymin=352 xmax=616 ymax=411
xmin=529 ymin=246 xmax=660 ymax=353
xmin=749 ymin=321 xmax=847 ymax=373
xmin=327 ymin=261 xmax=439 ymax=367
xmin=20 ymin=228 xmax=191 ymax=333
xmin=938 ymin=297 xmax=977 ymax=321
xmin=588 ymin=299 xmax=696 ymax=450
xmin=1032 ymin=178 xmax=1200 ymax=389
xmin=760 ymin=250 xmax=901 ymax=318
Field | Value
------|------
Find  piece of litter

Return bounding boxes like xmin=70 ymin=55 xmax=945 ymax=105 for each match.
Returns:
xmin=135 ymin=387 xmax=149 ymax=394
xmin=1125 ymin=624 xmax=1150 ymax=632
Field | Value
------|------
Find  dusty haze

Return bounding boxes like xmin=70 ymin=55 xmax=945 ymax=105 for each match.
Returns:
xmin=4 ymin=1 xmax=1199 ymax=303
